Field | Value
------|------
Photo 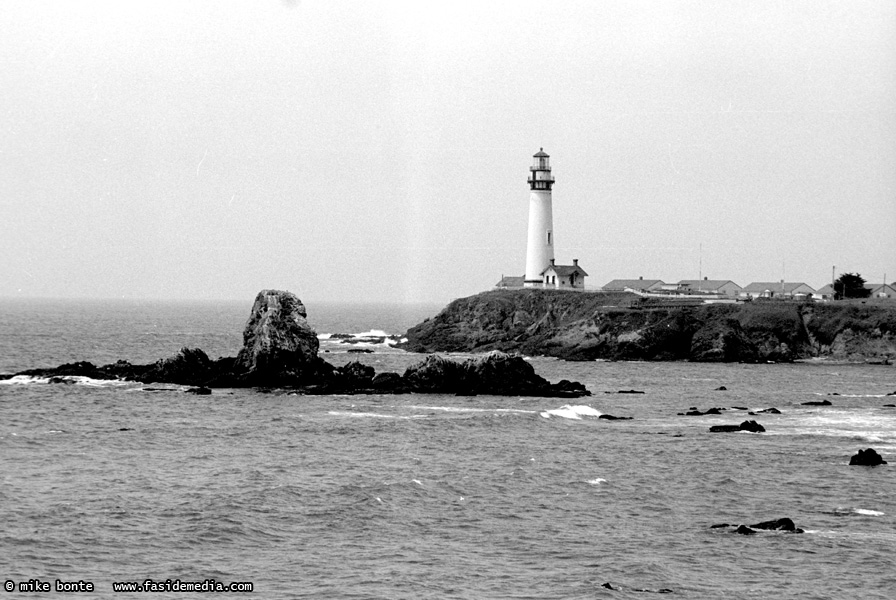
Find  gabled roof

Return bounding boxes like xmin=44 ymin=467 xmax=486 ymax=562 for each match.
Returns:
xmin=816 ymin=284 xmax=834 ymax=294
xmin=602 ymin=279 xmax=664 ymax=290
xmin=677 ymin=279 xmax=742 ymax=291
xmin=542 ymin=264 xmax=589 ymax=277
xmin=743 ymin=282 xmax=816 ymax=293
xmin=866 ymin=283 xmax=896 ymax=292
xmin=495 ymin=275 xmax=525 ymax=288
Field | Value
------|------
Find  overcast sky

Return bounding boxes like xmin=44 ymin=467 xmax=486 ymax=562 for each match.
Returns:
xmin=2 ymin=0 xmax=894 ymax=303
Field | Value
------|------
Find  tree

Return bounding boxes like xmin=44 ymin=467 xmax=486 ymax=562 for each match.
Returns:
xmin=833 ymin=272 xmax=871 ymax=299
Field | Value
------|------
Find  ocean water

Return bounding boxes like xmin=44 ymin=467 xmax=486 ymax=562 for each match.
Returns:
xmin=1 ymin=298 xmax=895 ymax=599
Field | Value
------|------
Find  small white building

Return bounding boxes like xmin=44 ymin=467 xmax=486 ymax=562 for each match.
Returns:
xmin=676 ymin=279 xmax=742 ymax=297
xmin=602 ymin=278 xmax=665 ymax=292
xmin=741 ymin=282 xmax=816 ymax=299
xmin=541 ymin=259 xmax=588 ymax=290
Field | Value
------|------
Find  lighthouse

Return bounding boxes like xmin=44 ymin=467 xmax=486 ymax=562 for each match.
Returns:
xmin=524 ymin=148 xmax=555 ymax=287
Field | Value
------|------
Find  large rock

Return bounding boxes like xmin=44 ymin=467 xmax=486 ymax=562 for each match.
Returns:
xmin=402 ymin=351 xmax=590 ymax=397
xmin=234 ymin=290 xmax=321 ymax=382
xmin=849 ymin=448 xmax=887 ymax=466
xmin=139 ymin=347 xmax=214 ymax=385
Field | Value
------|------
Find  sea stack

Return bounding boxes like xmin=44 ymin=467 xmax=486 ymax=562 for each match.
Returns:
xmin=234 ymin=289 xmax=323 ymax=383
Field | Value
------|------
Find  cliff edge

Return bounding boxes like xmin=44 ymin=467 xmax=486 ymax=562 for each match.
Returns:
xmin=401 ymin=289 xmax=896 ymax=363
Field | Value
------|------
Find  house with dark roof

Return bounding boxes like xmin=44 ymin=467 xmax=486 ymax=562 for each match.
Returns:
xmin=815 ymin=284 xmax=834 ymax=300
xmin=541 ymin=259 xmax=588 ymax=290
xmin=865 ymin=283 xmax=896 ymax=299
xmin=741 ymin=282 xmax=815 ymax=299
xmin=676 ymin=279 xmax=742 ymax=296
xmin=602 ymin=278 xmax=665 ymax=292
xmin=495 ymin=275 xmax=525 ymax=289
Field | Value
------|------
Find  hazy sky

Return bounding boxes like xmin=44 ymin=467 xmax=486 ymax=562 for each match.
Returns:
xmin=2 ymin=0 xmax=894 ymax=303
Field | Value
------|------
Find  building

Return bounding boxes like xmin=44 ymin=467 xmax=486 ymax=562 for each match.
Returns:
xmin=741 ymin=282 xmax=816 ymax=299
xmin=602 ymin=278 xmax=665 ymax=292
xmin=865 ymin=283 xmax=896 ymax=299
xmin=676 ymin=279 xmax=742 ymax=297
xmin=815 ymin=284 xmax=834 ymax=300
xmin=542 ymin=259 xmax=588 ymax=289
xmin=495 ymin=275 xmax=525 ymax=289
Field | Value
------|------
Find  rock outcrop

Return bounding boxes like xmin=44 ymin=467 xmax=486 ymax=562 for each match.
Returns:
xmin=232 ymin=290 xmax=330 ymax=385
xmin=715 ymin=517 xmax=804 ymax=534
xmin=849 ymin=448 xmax=887 ymax=466
xmin=709 ymin=420 xmax=765 ymax=433
xmin=402 ymin=351 xmax=590 ymax=397
xmin=400 ymin=289 xmax=896 ymax=363
xmin=14 ymin=290 xmax=590 ymax=396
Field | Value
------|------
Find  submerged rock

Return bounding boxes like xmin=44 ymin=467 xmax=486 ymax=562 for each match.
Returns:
xmin=802 ymin=399 xmax=832 ymax=406
xmin=849 ymin=448 xmax=887 ymax=466
xmin=717 ymin=517 xmax=804 ymax=535
xmin=710 ymin=420 xmax=765 ymax=433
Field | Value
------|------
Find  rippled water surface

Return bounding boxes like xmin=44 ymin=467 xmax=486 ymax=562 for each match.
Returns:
xmin=2 ymin=299 xmax=895 ymax=598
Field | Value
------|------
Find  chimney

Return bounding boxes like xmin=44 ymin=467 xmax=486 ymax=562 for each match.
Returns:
xmin=550 ymin=258 xmax=555 ymax=266
xmin=573 ymin=259 xmax=578 ymax=266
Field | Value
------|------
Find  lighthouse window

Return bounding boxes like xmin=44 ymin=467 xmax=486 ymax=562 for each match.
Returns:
xmin=546 ymin=231 xmax=552 ymax=245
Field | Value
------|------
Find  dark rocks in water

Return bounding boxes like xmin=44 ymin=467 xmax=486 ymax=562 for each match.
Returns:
xmin=402 ymin=351 xmax=590 ymax=397
xmin=718 ymin=518 xmax=804 ymax=535
xmin=849 ymin=448 xmax=888 ymax=466
xmin=346 ymin=348 xmax=374 ymax=353
xmin=884 ymin=404 xmax=896 ymax=408
xmin=185 ymin=386 xmax=212 ymax=395
xmin=370 ymin=372 xmax=404 ymax=392
xmin=13 ymin=290 xmax=590 ymax=396
xmin=710 ymin=420 xmax=765 ymax=433
xmin=598 ymin=414 xmax=633 ymax=420
xmin=731 ymin=406 xmax=748 ymax=410
xmin=617 ymin=389 xmax=645 ymax=394
xmin=715 ymin=385 xmax=728 ymax=391
xmin=886 ymin=390 xmax=896 ymax=396
xmin=118 ymin=427 xmax=134 ymax=431
xmin=334 ymin=361 xmax=375 ymax=390
xmin=802 ymin=399 xmax=832 ymax=406
xmin=754 ymin=407 xmax=781 ymax=414
xmin=601 ymin=582 xmax=673 ymax=594
xmin=682 ymin=407 xmax=725 ymax=416
xmin=140 ymin=347 xmax=214 ymax=385
xmin=750 ymin=517 xmax=802 ymax=532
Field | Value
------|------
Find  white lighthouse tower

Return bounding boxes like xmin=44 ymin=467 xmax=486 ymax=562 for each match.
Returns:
xmin=524 ymin=148 xmax=555 ymax=287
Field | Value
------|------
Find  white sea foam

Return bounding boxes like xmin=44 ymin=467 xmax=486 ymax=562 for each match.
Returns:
xmin=854 ymin=508 xmax=884 ymax=516
xmin=588 ymin=478 xmax=607 ymax=485
xmin=319 ymin=329 xmax=401 ymax=346
xmin=327 ymin=411 xmax=424 ymax=419
xmin=408 ymin=405 xmax=536 ymax=414
xmin=539 ymin=405 xmax=602 ymax=420
xmin=0 ymin=375 xmax=133 ymax=387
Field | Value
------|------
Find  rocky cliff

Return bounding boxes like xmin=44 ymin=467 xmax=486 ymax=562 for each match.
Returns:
xmin=401 ymin=289 xmax=896 ymax=363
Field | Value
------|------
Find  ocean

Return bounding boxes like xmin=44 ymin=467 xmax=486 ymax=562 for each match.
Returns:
xmin=1 ymin=298 xmax=894 ymax=599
